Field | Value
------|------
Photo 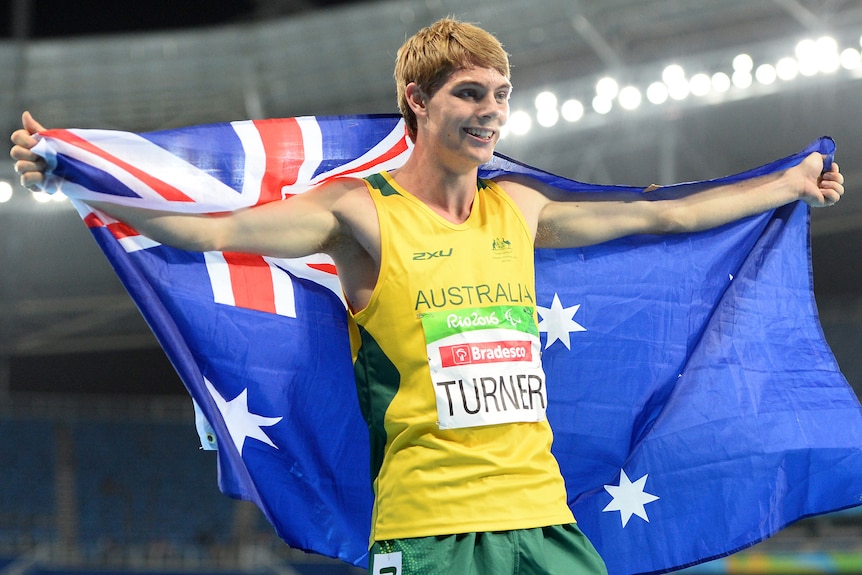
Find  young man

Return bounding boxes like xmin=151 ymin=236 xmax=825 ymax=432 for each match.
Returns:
xmin=10 ymin=18 xmax=845 ymax=575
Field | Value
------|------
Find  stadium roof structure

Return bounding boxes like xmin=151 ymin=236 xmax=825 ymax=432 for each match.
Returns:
xmin=0 ymin=0 xmax=860 ymax=392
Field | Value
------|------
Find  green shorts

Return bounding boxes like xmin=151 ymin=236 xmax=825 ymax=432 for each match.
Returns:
xmin=368 ymin=523 xmax=607 ymax=575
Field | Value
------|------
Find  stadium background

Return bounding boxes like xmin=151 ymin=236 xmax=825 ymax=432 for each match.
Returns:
xmin=0 ymin=0 xmax=860 ymax=573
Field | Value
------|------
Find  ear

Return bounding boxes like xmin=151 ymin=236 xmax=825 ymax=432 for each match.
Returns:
xmin=405 ymin=83 xmax=428 ymax=117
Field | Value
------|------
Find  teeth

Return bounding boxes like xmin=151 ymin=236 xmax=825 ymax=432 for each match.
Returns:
xmin=466 ymin=128 xmax=493 ymax=139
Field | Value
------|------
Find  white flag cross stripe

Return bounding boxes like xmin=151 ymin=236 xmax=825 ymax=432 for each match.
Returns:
xmin=61 ymin=118 xmax=410 ymax=318
xmin=45 ymin=129 xmax=256 ymax=212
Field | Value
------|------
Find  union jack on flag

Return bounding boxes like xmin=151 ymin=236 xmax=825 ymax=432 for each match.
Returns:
xmin=44 ymin=115 xmax=412 ymax=315
xmin=33 ymin=116 xmax=862 ymax=574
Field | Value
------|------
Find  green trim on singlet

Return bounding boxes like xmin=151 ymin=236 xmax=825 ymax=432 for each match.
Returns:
xmin=353 ymin=324 xmax=400 ymax=482
xmin=368 ymin=171 xmax=493 ymax=197
xmin=365 ymin=173 xmax=401 ymax=197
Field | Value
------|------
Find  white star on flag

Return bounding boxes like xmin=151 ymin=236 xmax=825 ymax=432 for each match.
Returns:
xmin=537 ymin=293 xmax=586 ymax=350
xmin=205 ymin=378 xmax=283 ymax=456
xmin=603 ymin=469 xmax=660 ymax=527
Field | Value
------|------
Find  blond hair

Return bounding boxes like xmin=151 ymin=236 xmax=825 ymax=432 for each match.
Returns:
xmin=394 ymin=18 xmax=510 ymax=141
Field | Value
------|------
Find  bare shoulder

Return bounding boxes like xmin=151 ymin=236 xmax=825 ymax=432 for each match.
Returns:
xmin=288 ymin=176 xmax=377 ymax=238
xmin=492 ymin=174 xmax=556 ymax=239
xmin=324 ymin=177 xmax=377 ymax=232
xmin=320 ymin=176 xmax=380 ymax=262
xmin=324 ymin=176 xmax=374 ymax=210
xmin=319 ymin=176 xmax=381 ymax=310
xmin=299 ymin=175 xmax=369 ymax=207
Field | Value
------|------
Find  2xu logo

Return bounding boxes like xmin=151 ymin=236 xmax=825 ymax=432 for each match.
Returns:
xmin=413 ymin=248 xmax=453 ymax=260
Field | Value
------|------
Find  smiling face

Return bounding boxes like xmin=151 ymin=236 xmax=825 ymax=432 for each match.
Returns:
xmin=395 ymin=18 xmax=511 ymax=142
xmin=409 ymin=66 xmax=512 ymax=170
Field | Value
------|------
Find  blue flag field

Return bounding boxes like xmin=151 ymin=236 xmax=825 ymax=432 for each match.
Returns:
xmin=32 ymin=115 xmax=862 ymax=574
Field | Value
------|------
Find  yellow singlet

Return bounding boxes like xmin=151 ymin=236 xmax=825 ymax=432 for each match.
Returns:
xmin=350 ymin=171 xmax=574 ymax=544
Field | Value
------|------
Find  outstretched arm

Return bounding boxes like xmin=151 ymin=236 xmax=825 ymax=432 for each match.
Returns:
xmin=501 ymin=151 xmax=845 ymax=249
xmin=84 ymin=192 xmax=345 ymax=258
xmin=9 ymin=112 xmax=353 ymax=259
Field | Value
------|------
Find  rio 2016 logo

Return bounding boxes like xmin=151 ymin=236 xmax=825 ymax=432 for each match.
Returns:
xmin=446 ymin=310 xmax=500 ymax=329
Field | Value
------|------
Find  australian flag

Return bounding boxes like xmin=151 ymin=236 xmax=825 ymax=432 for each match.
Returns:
xmin=32 ymin=115 xmax=862 ymax=574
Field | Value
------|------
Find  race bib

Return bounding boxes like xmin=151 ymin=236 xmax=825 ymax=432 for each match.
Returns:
xmin=421 ymin=305 xmax=547 ymax=430
xmin=370 ymin=551 xmax=402 ymax=574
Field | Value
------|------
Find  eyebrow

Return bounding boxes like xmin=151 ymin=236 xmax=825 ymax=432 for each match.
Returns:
xmin=451 ymin=79 xmax=513 ymax=92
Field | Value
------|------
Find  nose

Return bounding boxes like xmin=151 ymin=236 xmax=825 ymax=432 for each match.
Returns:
xmin=479 ymin=94 xmax=508 ymax=123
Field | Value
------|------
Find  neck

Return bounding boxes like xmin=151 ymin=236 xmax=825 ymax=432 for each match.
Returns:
xmin=393 ymin=151 xmax=479 ymax=224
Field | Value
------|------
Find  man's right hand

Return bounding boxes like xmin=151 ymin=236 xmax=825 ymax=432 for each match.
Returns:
xmin=9 ymin=111 xmax=48 ymax=191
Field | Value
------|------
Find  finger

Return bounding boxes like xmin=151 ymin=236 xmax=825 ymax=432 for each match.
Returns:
xmin=14 ymin=158 xmax=47 ymax=174
xmin=10 ymin=143 xmax=29 ymax=161
xmin=820 ymin=182 xmax=844 ymax=201
xmin=830 ymin=182 xmax=844 ymax=197
xmin=824 ymin=190 xmax=841 ymax=205
xmin=821 ymin=170 xmax=844 ymax=186
xmin=10 ymin=130 xmax=40 ymax=154
xmin=22 ymin=111 xmax=47 ymax=134
xmin=10 ymin=143 xmax=43 ymax=163
xmin=19 ymin=171 xmax=45 ymax=190
xmin=10 ymin=128 xmax=35 ymax=147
